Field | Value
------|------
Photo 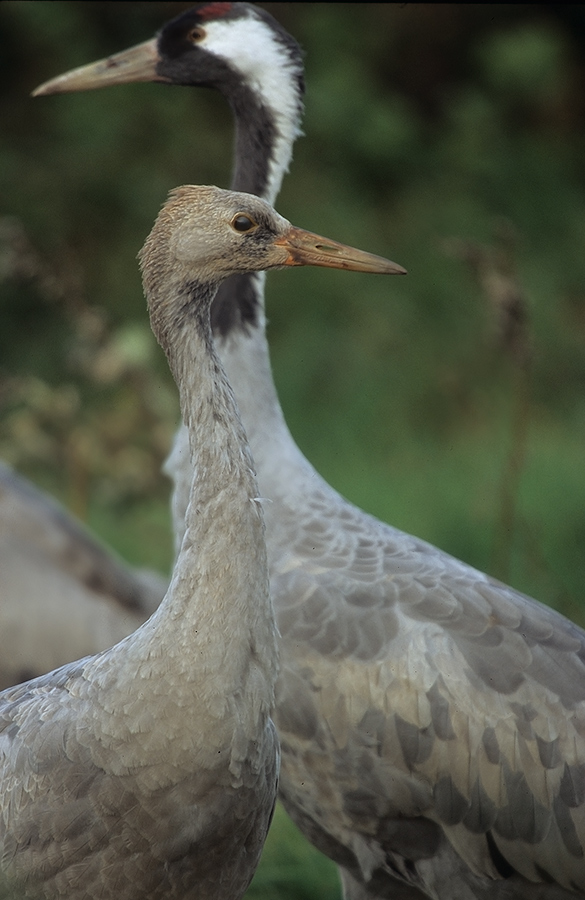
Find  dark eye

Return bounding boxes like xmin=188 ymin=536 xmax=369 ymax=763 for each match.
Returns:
xmin=231 ymin=214 xmax=257 ymax=233
xmin=187 ymin=26 xmax=205 ymax=44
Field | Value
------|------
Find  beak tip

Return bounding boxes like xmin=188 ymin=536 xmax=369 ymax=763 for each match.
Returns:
xmin=32 ymin=78 xmax=63 ymax=97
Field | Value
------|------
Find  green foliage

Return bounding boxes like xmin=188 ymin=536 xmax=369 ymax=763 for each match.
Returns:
xmin=246 ymin=804 xmax=341 ymax=900
xmin=1 ymin=3 xmax=585 ymax=897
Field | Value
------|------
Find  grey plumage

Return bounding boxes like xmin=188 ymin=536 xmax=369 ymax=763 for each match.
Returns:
xmin=0 ymin=462 xmax=164 ymax=688
xmin=0 ymin=186 xmax=284 ymax=899
xmin=0 ymin=183 xmax=398 ymax=899
xmin=32 ymin=5 xmax=585 ymax=898
xmin=269 ymin=484 xmax=585 ymax=895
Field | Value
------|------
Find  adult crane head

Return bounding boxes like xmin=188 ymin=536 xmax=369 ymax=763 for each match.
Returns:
xmin=33 ymin=2 xmax=309 ymax=333
xmin=33 ymin=2 xmax=305 ymax=148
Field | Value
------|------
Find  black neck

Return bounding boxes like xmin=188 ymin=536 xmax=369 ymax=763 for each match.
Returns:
xmin=210 ymin=76 xmax=277 ymax=336
xmin=210 ymin=15 xmax=303 ymax=337
xmin=157 ymin=4 xmax=304 ymax=338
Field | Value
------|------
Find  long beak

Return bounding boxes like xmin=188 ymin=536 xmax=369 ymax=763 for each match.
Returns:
xmin=33 ymin=39 xmax=164 ymax=97
xmin=273 ymin=227 xmax=406 ymax=275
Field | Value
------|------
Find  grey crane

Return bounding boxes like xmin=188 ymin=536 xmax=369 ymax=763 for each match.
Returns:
xmin=0 ymin=184 xmax=399 ymax=898
xmin=0 ymin=461 xmax=165 ymax=689
xmin=33 ymin=4 xmax=585 ymax=898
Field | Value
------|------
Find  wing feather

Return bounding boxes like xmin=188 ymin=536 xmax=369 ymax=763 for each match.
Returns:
xmin=271 ymin=486 xmax=585 ymax=892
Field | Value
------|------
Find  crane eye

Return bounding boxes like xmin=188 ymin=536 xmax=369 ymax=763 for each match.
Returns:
xmin=231 ymin=214 xmax=258 ymax=233
xmin=187 ymin=26 xmax=205 ymax=44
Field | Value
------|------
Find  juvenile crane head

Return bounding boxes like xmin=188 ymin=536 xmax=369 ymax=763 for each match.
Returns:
xmin=139 ymin=185 xmax=405 ymax=348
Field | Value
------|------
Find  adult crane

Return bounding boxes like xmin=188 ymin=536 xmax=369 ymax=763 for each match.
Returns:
xmin=33 ymin=4 xmax=585 ymax=898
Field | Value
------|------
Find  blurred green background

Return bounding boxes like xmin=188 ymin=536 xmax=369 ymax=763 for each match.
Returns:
xmin=1 ymin=3 xmax=585 ymax=897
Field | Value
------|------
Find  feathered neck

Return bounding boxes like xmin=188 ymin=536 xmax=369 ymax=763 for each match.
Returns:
xmin=122 ymin=211 xmax=277 ymax=707
xmin=210 ymin=7 xmax=304 ymax=335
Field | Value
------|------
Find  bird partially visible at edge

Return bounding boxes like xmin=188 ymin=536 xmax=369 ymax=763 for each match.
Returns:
xmin=0 ymin=462 xmax=165 ymax=689
xmin=33 ymin=4 xmax=585 ymax=899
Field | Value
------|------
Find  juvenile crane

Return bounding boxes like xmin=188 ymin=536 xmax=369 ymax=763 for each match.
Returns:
xmin=0 ymin=186 xmax=399 ymax=899
xmin=34 ymin=5 xmax=585 ymax=898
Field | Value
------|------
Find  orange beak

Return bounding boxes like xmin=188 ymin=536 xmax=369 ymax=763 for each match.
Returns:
xmin=273 ymin=227 xmax=406 ymax=275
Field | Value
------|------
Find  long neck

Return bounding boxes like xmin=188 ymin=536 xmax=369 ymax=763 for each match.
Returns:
xmin=171 ymin=295 xmax=275 ymax=667
xmin=211 ymin=67 xmax=307 ymax=482
xmin=210 ymin=26 xmax=303 ymax=335
xmin=229 ymin=68 xmax=301 ymax=204
xmin=124 ymin=283 xmax=277 ymax=708
xmin=81 ymin=270 xmax=278 ymax=772
xmin=208 ymin=24 xmax=306 ymax=488
xmin=218 ymin=284 xmax=317 ymax=483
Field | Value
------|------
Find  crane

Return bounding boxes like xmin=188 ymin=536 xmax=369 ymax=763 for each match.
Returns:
xmin=33 ymin=5 xmax=585 ymax=897
xmin=0 ymin=183 xmax=398 ymax=898
xmin=0 ymin=460 xmax=164 ymax=688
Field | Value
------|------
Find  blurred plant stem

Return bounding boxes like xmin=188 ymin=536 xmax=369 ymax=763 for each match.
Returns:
xmin=444 ymin=227 xmax=534 ymax=584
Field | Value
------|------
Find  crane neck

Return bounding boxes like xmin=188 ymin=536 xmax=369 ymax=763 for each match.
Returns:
xmin=121 ymin=272 xmax=277 ymax=706
xmin=216 ymin=303 xmax=324 ymax=500
xmin=210 ymin=16 xmax=303 ymax=336
xmin=206 ymin=32 xmax=309 ymax=496
xmin=228 ymin=68 xmax=302 ymax=204
xmin=81 ymin=268 xmax=278 ymax=772
xmin=155 ymin=278 xmax=263 ymax=583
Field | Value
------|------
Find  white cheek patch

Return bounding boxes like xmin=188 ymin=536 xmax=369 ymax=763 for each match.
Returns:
xmin=202 ymin=15 xmax=302 ymax=203
xmin=202 ymin=16 xmax=299 ymax=118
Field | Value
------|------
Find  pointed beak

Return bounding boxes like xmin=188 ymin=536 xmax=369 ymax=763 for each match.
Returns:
xmin=32 ymin=39 xmax=165 ymax=97
xmin=272 ymin=227 xmax=406 ymax=275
